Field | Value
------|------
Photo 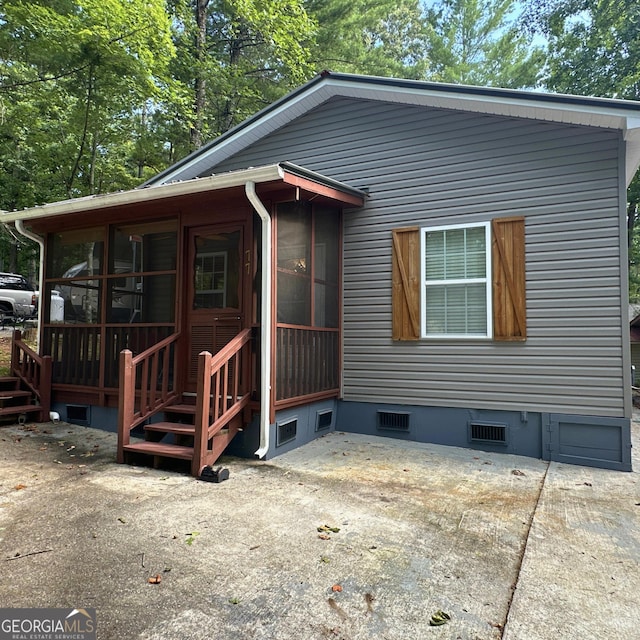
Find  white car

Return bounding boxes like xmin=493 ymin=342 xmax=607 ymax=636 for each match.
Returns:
xmin=0 ymin=272 xmax=37 ymax=320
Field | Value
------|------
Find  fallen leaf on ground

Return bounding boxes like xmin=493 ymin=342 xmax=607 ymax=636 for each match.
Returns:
xmin=318 ymin=534 xmax=331 ymax=540
xmin=317 ymin=525 xmax=340 ymax=533
xmin=429 ymin=610 xmax=451 ymax=626
xmin=14 ymin=484 xmax=27 ymax=491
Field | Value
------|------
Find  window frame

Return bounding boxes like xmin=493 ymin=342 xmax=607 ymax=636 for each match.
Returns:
xmin=420 ymin=221 xmax=493 ymax=339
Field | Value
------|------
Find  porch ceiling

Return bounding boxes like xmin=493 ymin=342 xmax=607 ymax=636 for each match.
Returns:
xmin=0 ymin=162 xmax=366 ymax=224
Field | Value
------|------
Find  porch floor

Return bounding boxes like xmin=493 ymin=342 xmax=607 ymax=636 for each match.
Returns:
xmin=1 ymin=418 xmax=639 ymax=640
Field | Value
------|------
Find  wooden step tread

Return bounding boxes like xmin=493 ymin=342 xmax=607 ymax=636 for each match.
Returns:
xmin=0 ymin=390 xmax=32 ymax=399
xmin=0 ymin=404 xmax=40 ymax=416
xmin=163 ymin=404 xmax=197 ymax=414
xmin=123 ymin=441 xmax=194 ymax=460
xmin=144 ymin=422 xmax=195 ymax=436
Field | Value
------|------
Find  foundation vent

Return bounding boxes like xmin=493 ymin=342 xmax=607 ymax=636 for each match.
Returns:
xmin=376 ymin=411 xmax=410 ymax=432
xmin=469 ymin=422 xmax=508 ymax=445
xmin=316 ymin=409 xmax=333 ymax=432
xmin=277 ymin=418 xmax=297 ymax=447
xmin=66 ymin=405 xmax=89 ymax=425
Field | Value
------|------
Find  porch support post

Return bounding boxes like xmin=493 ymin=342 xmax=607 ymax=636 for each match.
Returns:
xmin=245 ymin=181 xmax=272 ymax=459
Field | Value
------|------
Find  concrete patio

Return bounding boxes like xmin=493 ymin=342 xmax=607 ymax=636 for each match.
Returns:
xmin=0 ymin=415 xmax=638 ymax=639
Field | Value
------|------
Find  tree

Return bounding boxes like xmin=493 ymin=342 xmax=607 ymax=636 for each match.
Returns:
xmin=528 ymin=0 xmax=640 ymax=299
xmin=0 ymin=0 xmax=177 ymax=203
xmin=305 ymin=0 xmax=430 ymax=79
xmin=425 ymin=0 xmax=545 ymax=87
xmin=168 ymin=0 xmax=316 ymax=151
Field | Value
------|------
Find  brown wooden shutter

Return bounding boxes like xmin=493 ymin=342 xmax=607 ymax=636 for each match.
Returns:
xmin=492 ymin=217 xmax=526 ymax=340
xmin=392 ymin=227 xmax=420 ymax=340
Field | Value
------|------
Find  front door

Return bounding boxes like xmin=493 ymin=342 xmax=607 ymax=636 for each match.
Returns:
xmin=186 ymin=224 xmax=248 ymax=391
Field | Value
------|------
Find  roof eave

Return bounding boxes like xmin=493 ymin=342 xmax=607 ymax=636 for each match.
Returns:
xmin=0 ymin=162 xmax=367 ymax=224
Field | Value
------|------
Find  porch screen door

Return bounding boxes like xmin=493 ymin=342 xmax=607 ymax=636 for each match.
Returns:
xmin=187 ymin=225 xmax=246 ymax=389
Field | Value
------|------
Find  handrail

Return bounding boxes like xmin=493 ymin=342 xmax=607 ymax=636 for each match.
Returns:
xmin=117 ymin=332 xmax=180 ymax=462
xmin=10 ymin=329 xmax=52 ymax=421
xmin=192 ymin=328 xmax=252 ymax=475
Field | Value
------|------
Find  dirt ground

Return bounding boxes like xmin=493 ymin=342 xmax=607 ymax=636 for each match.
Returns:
xmin=0 ymin=331 xmax=13 ymax=374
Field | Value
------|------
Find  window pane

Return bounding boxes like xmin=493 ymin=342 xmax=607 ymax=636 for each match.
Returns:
xmin=426 ymin=283 xmax=487 ymax=334
xmin=444 ymin=228 xmax=465 ymax=278
xmin=193 ymin=230 xmax=240 ymax=309
xmin=425 ymin=230 xmax=445 ymax=279
xmin=465 ymin=226 xmax=486 ymax=278
xmin=425 ymin=227 xmax=486 ymax=281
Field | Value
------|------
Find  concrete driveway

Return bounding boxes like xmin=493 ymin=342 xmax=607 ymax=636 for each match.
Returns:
xmin=0 ymin=416 xmax=638 ymax=640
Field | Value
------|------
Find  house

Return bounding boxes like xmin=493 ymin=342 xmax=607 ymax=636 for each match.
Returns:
xmin=2 ymin=71 xmax=640 ymax=474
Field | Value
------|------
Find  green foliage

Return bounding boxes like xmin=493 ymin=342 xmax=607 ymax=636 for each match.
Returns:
xmin=0 ymin=0 xmax=177 ymax=204
xmin=425 ymin=0 xmax=545 ymax=87
xmin=529 ymin=0 xmax=640 ymax=300
xmin=306 ymin=0 xmax=430 ymax=78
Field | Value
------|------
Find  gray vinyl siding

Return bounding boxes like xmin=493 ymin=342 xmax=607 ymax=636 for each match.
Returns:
xmin=208 ymin=97 xmax=626 ymax=418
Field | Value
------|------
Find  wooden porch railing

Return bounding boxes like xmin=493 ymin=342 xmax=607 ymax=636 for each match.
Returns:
xmin=192 ymin=327 xmax=252 ymax=476
xmin=117 ymin=332 xmax=180 ymax=462
xmin=10 ymin=329 xmax=52 ymax=422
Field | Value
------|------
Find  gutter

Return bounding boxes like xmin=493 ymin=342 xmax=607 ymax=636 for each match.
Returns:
xmin=244 ymin=182 xmax=272 ymax=459
xmin=14 ymin=220 xmax=43 ymax=351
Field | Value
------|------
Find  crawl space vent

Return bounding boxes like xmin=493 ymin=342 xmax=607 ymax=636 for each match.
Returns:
xmin=66 ymin=405 xmax=89 ymax=425
xmin=376 ymin=411 xmax=410 ymax=432
xmin=315 ymin=409 xmax=333 ymax=431
xmin=277 ymin=418 xmax=297 ymax=447
xmin=469 ymin=422 xmax=508 ymax=445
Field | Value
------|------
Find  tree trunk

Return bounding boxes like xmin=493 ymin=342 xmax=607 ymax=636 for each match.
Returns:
xmin=191 ymin=0 xmax=210 ymax=151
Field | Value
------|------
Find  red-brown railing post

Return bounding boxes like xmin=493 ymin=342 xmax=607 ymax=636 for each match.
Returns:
xmin=39 ymin=355 xmax=52 ymax=421
xmin=10 ymin=329 xmax=21 ymax=373
xmin=117 ymin=349 xmax=134 ymax=463
xmin=192 ymin=351 xmax=212 ymax=477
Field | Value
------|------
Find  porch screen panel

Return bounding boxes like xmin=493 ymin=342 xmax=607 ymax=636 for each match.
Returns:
xmin=43 ymin=218 xmax=179 ymax=391
xmin=277 ymin=202 xmax=311 ymax=325
xmin=275 ymin=202 xmax=341 ymax=403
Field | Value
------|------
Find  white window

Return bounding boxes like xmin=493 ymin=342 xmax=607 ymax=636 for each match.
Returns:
xmin=420 ymin=222 xmax=492 ymax=338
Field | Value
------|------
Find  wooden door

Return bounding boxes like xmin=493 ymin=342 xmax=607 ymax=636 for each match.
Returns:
xmin=186 ymin=224 xmax=248 ymax=390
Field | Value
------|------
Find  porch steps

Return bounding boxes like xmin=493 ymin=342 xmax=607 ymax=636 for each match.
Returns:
xmin=120 ymin=394 xmax=242 ymax=476
xmin=122 ymin=441 xmax=195 ymax=461
xmin=0 ymin=376 xmax=41 ymax=423
xmin=144 ymin=422 xmax=196 ymax=436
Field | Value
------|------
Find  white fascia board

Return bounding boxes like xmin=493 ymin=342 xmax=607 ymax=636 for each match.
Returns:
xmin=0 ymin=164 xmax=285 ymax=223
xmin=324 ymin=78 xmax=634 ymax=129
xmin=155 ymin=84 xmax=333 ymax=185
